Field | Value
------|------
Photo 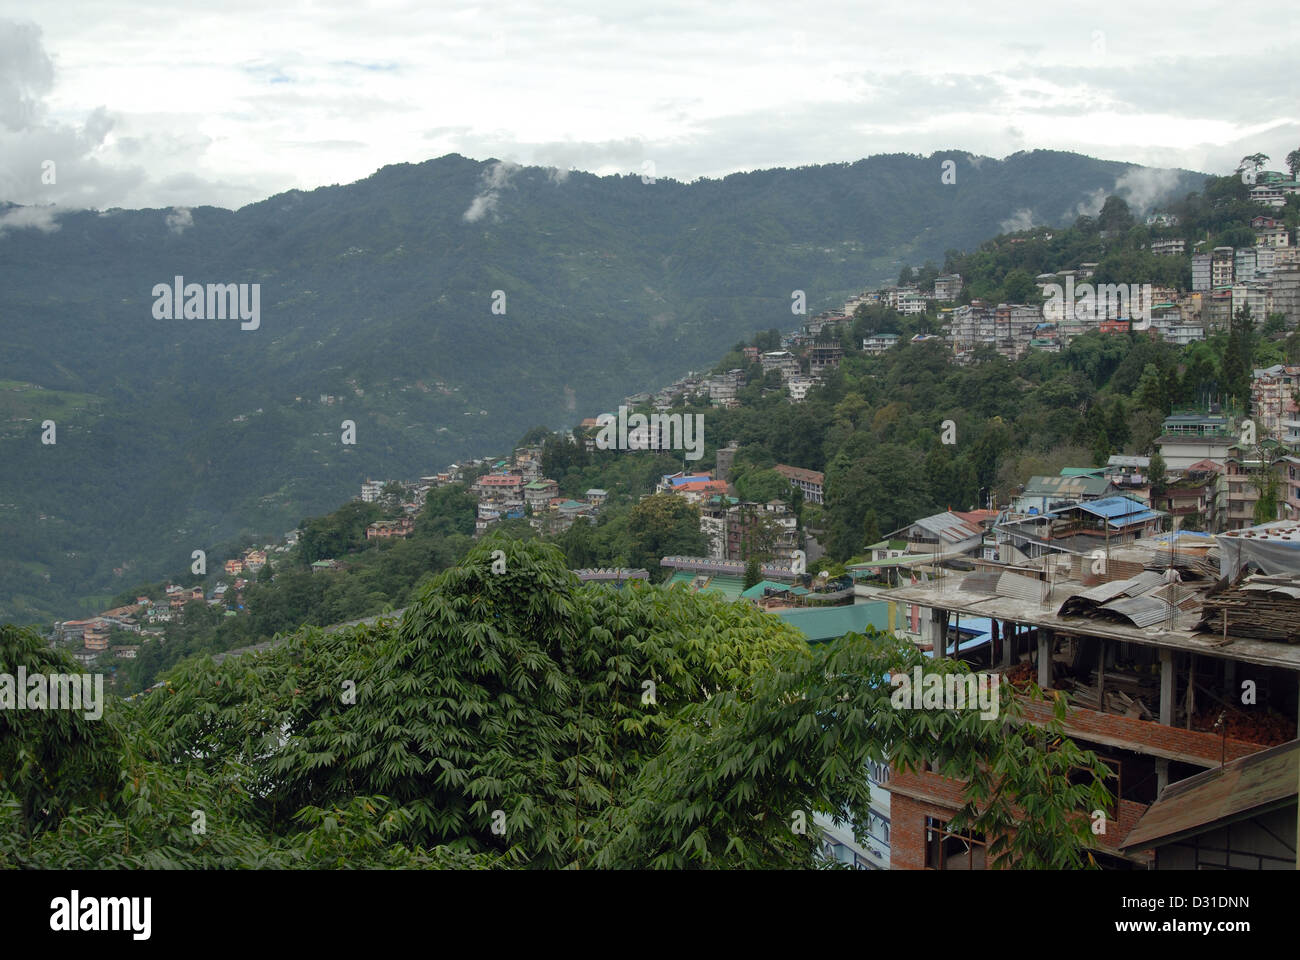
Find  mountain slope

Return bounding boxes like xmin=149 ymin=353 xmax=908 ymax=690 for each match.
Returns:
xmin=0 ymin=149 xmax=1204 ymax=623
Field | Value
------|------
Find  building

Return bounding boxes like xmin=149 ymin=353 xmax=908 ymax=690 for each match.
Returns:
xmin=365 ymin=517 xmax=415 ymax=539
xmin=1149 ymin=238 xmax=1185 ymax=257
xmin=1120 ymin=738 xmax=1297 ymax=869
xmin=786 ymin=376 xmax=816 ymax=402
xmin=471 ymin=473 xmax=525 ymax=497
xmin=772 ymin=463 xmax=824 ymax=505
xmin=809 ymin=342 xmax=842 ymax=378
xmin=862 ymin=333 xmax=900 ymax=355
xmin=759 ymin=351 xmax=800 ymax=381
xmin=933 ymin=274 xmax=963 ymax=300
xmin=1191 ymin=252 xmax=1213 ymax=292
xmin=878 ymin=532 xmax=1300 ymax=870
xmin=360 ymin=479 xmax=386 ymax=503
xmin=1156 ymin=411 xmax=1237 ymax=472
xmin=1012 ymin=474 xmax=1118 ymax=515
xmin=1212 ymin=246 xmax=1235 ymax=288
xmin=523 ymin=478 xmax=560 ymax=512
xmin=1251 ymin=365 xmax=1300 ymax=439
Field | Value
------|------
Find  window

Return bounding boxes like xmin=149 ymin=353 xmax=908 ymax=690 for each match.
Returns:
xmin=924 ymin=817 xmax=987 ymax=870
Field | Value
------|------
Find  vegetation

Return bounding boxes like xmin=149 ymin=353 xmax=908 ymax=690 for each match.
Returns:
xmin=1 ymin=539 xmax=1111 ymax=869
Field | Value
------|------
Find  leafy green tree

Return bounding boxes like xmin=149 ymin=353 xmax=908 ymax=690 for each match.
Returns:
xmin=743 ymin=557 xmax=761 ymax=589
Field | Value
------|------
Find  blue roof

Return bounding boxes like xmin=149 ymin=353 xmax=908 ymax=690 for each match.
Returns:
xmin=1107 ymin=509 xmax=1163 ymax=528
xmin=1056 ymin=495 xmax=1156 ymax=520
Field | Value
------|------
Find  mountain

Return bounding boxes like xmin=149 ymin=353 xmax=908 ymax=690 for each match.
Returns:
xmin=0 ymin=149 xmax=1205 ymax=624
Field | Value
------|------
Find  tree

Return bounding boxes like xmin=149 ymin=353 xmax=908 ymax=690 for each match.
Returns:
xmin=3 ymin=539 xmax=1114 ymax=870
xmin=1287 ymin=148 xmax=1300 ymax=180
xmin=1149 ymin=454 xmax=1167 ymax=496
xmin=1098 ymin=196 xmax=1134 ymax=234
xmin=743 ymin=557 xmax=762 ymax=589
xmin=1002 ymin=269 xmax=1037 ymax=304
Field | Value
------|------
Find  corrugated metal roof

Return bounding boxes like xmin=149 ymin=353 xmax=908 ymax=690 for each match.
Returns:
xmin=1107 ymin=509 xmax=1164 ymax=529
xmin=960 ymin=571 xmax=1002 ymax=593
xmin=996 ymin=571 xmax=1042 ymax=602
xmin=1098 ymin=595 xmax=1176 ymax=627
xmin=911 ymin=511 xmax=982 ymax=543
xmin=1068 ymin=495 xmax=1153 ymax=520
xmin=1121 ymin=739 xmax=1299 ymax=850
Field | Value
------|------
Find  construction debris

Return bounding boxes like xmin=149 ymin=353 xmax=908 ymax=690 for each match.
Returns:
xmin=1199 ymin=573 xmax=1300 ymax=644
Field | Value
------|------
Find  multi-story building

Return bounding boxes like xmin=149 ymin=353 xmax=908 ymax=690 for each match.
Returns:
xmin=759 ymin=351 xmax=800 ymax=381
xmin=1191 ymin=252 xmax=1213 ymax=292
xmin=1149 ymin=238 xmax=1185 ymax=256
xmin=933 ymin=274 xmax=963 ymax=300
xmin=1250 ymin=365 xmax=1300 ymax=439
xmin=360 ymin=479 xmax=386 ymax=502
xmin=1211 ymin=246 xmax=1235 ymax=288
xmin=773 ymin=463 xmax=825 ymax=505
xmin=809 ymin=342 xmax=842 ymax=378
xmin=877 ymin=532 xmax=1300 ymax=869
xmin=862 ymin=333 xmax=901 ymax=355
xmin=1156 ymin=410 xmax=1237 ymax=471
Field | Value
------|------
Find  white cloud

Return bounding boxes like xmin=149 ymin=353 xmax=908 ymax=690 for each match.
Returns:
xmin=165 ymin=205 xmax=193 ymax=234
xmin=999 ymin=208 xmax=1037 ymax=232
xmin=462 ymin=159 xmax=518 ymax=222
xmin=2 ymin=3 xmax=1296 ymax=209
xmin=0 ymin=203 xmax=61 ymax=237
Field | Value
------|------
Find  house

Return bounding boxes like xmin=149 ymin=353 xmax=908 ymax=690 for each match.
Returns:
xmin=1149 ymin=238 xmax=1185 ymax=257
xmin=862 ymin=333 xmax=900 ymax=355
xmin=933 ymin=274 xmax=963 ymax=300
xmin=1012 ymin=474 xmax=1118 ymax=515
xmin=998 ymin=495 xmax=1165 ymax=561
xmin=523 ymin=478 xmax=560 ymax=512
xmin=366 ymin=517 xmax=415 ymax=539
xmin=471 ymin=473 xmax=525 ymax=497
xmin=585 ymin=488 xmax=608 ymax=506
xmin=224 ymin=558 xmax=245 ymax=575
xmin=1156 ymin=410 xmax=1237 ymax=471
xmin=759 ymin=350 xmax=800 ymax=381
xmin=892 ymin=510 xmax=991 ymax=560
xmin=772 ymin=464 xmax=824 ymax=505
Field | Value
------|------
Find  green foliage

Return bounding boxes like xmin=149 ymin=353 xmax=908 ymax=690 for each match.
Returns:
xmin=1 ymin=541 xmax=1111 ymax=869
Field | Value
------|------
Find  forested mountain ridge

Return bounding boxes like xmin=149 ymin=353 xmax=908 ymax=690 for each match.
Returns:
xmin=0 ymin=150 xmax=1204 ymax=623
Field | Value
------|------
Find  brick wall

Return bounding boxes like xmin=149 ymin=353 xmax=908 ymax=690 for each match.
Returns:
xmin=1015 ymin=695 xmax=1265 ymax=766
xmin=888 ymin=768 xmax=1154 ymax=868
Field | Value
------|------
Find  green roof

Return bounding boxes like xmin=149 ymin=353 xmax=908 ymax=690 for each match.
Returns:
xmin=741 ymin=579 xmax=811 ymax=599
xmin=865 ymin=539 xmax=908 ymax=552
xmin=1059 ymin=466 xmax=1105 ymax=477
xmin=524 ymin=479 xmax=556 ymax=490
xmin=773 ymin=603 xmax=892 ymax=643
xmin=663 ymin=570 xmax=747 ymax=600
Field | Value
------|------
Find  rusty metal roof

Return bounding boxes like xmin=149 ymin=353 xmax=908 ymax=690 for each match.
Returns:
xmin=1121 ymin=739 xmax=1299 ymax=850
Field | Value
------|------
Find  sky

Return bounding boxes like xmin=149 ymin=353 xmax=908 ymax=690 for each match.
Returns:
xmin=0 ymin=0 xmax=1297 ymax=214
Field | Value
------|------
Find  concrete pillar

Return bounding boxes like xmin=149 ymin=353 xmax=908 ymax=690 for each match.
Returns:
xmin=1037 ymin=629 xmax=1053 ymax=689
xmin=1156 ymin=758 xmax=1169 ymax=793
xmin=1159 ymin=648 xmax=1174 ymax=726
xmin=1000 ymin=621 xmax=1012 ymax=668
xmin=929 ymin=608 xmax=947 ymax=660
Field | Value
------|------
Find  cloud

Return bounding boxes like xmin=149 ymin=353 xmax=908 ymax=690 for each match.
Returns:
xmin=1112 ymin=165 xmax=1183 ymax=213
xmin=0 ymin=203 xmax=61 ymax=237
xmin=462 ymin=159 xmax=518 ymax=222
xmin=165 ymin=205 xmax=193 ymax=234
xmin=999 ymin=207 xmax=1037 ymax=232
xmin=1071 ymin=187 xmax=1107 ymax=218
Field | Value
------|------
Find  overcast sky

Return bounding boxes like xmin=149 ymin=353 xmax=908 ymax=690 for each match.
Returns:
xmin=1 ymin=1 xmax=1297 ymax=214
